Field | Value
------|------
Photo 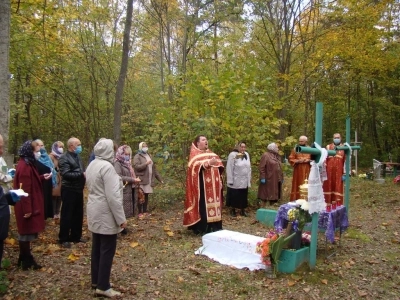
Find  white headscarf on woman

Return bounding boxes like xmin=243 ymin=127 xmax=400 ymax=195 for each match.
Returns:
xmin=267 ymin=142 xmax=279 ymax=153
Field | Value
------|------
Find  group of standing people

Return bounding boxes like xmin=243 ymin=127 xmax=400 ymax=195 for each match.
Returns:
xmin=1 ymin=131 xmax=346 ymax=297
xmin=113 ymin=142 xmax=163 ymax=229
xmin=288 ymin=133 xmax=346 ymax=204
xmin=86 ymin=139 xmax=162 ymax=298
xmin=183 ymin=136 xmax=252 ymax=234
xmin=0 ymin=135 xmax=163 ymax=298
xmin=183 ymin=132 xmax=347 ymax=236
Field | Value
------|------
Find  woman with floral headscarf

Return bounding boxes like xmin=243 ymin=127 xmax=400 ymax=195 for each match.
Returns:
xmin=114 ymin=145 xmax=140 ymax=229
xmin=49 ymin=141 xmax=64 ymax=221
xmin=13 ymin=140 xmax=52 ymax=270
xmin=257 ymin=142 xmax=284 ymax=207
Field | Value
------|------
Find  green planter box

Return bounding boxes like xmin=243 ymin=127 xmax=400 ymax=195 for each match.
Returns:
xmin=256 ymin=209 xmax=277 ymax=227
xmin=276 ymin=247 xmax=310 ymax=273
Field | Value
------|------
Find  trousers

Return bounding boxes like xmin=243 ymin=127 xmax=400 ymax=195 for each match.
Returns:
xmin=59 ymin=188 xmax=83 ymax=242
xmin=91 ymin=233 xmax=117 ymax=291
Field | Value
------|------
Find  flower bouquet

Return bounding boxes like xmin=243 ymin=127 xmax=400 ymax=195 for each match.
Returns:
xmin=288 ymin=200 xmax=312 ymax=232
xmin=256 ymin=231 xmax=278 ymax=267
xmin=256 ymin=230 xmax=295 ymax=278
xmin=286 ymin=200 xmax=312 ymax=249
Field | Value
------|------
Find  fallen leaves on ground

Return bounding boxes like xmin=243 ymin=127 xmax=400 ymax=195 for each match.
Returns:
xmin=2 ymin=179 xmax=400 ymax=299
xmin=129 ymin=242 xmax=139 ymax=248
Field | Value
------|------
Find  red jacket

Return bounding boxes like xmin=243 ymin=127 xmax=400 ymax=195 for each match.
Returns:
xmin=13 ymin=158 xmax=45 ymax=235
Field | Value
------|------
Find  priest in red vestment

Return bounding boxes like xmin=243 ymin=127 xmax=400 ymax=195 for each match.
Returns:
xmin=184 ymin=135 xmax=224 ymax=234
xmin=289 ymin=136 xmax=311 ymax=201
xmin=323 ymin=133 xmax=346 ymax=204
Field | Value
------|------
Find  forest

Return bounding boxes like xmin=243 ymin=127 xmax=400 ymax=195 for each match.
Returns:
xmin=4 ymin=0 xmax=400 ymax=169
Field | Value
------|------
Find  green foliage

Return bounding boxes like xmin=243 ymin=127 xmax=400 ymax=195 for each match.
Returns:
xmin=149 ymin=52 xmax=292 ymax=168
xmin=0 ymin=269 xmax=8 ymax=294
xmin=6 ymin=0 xmax=400 ymax=171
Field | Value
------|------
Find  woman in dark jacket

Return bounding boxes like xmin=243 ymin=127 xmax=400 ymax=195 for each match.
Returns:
xmin=13 ymin=140 xmax=52 ymax=270
xmin=133 ymin=142 xmax=163 ymax=218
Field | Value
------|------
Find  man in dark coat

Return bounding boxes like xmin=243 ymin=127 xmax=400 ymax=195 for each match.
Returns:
xmin=58 ymin=137 xmax=86 ymax=248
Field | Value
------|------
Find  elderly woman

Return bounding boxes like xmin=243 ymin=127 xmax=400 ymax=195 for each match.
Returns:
xmin=133 ymin=142 xmax=163 ymax=219
xmin=257 ymin=142 xmax=284 ymax=207
xmin=226 ymin=142 xmax=251 ymax=217
xmin=86 ymin=138 xmax=126 ymax=298
xmin=13 ymin=140 xmax=52 ymax=270
xmin=114 ymin=145 xmax=140 ymax=232
xmin=48 ymin=141 xmax=64 ymax=221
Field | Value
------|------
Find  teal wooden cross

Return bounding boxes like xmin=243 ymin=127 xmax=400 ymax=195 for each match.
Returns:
xmin=295 ymin=103 xmax=360 ymax=268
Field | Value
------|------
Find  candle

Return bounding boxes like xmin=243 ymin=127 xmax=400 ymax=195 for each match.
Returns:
xmin=326 ymin=204 xmax=331 ymax=212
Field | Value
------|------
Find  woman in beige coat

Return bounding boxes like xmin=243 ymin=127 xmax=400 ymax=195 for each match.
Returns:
xmin=86 ymin=138 xmax=127 ymax=298
xmin=133 ymin=142 xmax=163 ymax=218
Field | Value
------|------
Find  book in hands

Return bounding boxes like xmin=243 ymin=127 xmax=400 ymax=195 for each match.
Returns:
xmin=9 ymin=189 xmax=29 ymax=197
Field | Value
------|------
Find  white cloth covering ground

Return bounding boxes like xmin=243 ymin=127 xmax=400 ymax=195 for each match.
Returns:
xmin=194 ymin=230 xmax=266 ymax=271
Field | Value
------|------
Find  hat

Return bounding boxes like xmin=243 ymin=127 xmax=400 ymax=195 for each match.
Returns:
xmin=267 ymin=142 xmax=278 ymax=153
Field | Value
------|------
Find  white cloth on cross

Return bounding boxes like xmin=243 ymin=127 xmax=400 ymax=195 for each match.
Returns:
xmin=307 ymin=158 xmax=326 ymax=214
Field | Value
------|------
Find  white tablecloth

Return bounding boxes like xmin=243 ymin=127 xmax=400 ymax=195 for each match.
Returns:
xmin=194 ymin=230 xmax=266 ymax=271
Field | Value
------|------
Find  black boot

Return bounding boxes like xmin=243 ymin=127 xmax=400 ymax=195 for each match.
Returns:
xmin=240 ymin=209 xmax=248 ymax=217
xmin=17 ymin=254 xmax=24 ymax=268
xmin=230 ymin=208 xmax=237 ymax=217
xmin=18 ymin=254 xmax=32 ymax=270
xmin=19 ymin=255 xmax=42 ymax=270
xmin=29 ymin=255 xmax=42 ymax=270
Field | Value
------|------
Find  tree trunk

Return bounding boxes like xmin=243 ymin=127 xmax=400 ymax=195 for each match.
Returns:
xmin=113 ymin=0 xmax=134 ymax=144
xmin=0 ymin=0 xmax=11 ymax=158
xmin=165 ymin=2 xmax=173 ymax=102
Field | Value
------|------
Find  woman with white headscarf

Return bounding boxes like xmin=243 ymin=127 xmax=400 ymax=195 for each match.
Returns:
xmin=257 ymin=142 xmax=284 ymax=206
xmin=133 ymin=142 xmax=163 ymax=219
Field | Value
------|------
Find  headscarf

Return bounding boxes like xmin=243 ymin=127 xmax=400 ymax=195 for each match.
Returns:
xmin=267 ymin=142 xmax=279 ymax=154
xmin=18 ymin=140 xmax=35 ymax=165
xmin=234 ymin=142 xmax=248 ymax=160
xmin=39 ymin=148 xmax=57 ymax=187
xmin=138 ymin=141 xmax=147 ymax=154
xmin=116 ymin=145 xmax=136 ymax=179
xmin=51 ymin=142 xmax=63 ymax=159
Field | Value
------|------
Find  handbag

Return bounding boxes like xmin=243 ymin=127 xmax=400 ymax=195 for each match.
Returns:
xmin=137 ymin=186 xmax=145 ymax=204
xmin=52 ymin=172 xmax=62 ymax=196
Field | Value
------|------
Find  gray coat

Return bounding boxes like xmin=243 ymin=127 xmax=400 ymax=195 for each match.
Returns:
xmin=226 ymin=151 xmax=251 ymax=189
xmin=86 ymin=139 xmax=126 ymax=235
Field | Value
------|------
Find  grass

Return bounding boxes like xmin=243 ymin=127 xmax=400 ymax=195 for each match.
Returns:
xmin=344 ymin=228 xmax=372 ymax=242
